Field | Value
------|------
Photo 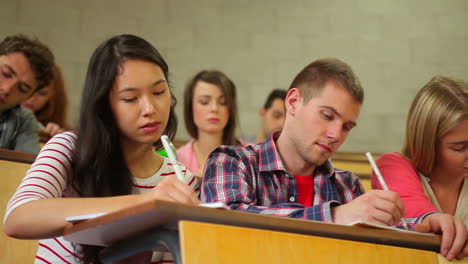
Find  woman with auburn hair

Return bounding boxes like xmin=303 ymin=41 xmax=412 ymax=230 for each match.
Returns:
xmin=5 ymin=34 xmax=199 ymax=264
xmin=177 ymin=70 xmax=245 ymax=179
xmin=372 ymin=76 xmax=468 ymax=226
xmin=23 ymin=64 xmax=70 ymax=137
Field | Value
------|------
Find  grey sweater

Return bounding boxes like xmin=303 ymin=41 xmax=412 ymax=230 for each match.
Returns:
xmin=0 ymin=106 xmax=40 ymax=154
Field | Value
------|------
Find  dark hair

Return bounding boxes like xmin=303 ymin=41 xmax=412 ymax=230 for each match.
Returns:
xmin=0 ymin=34 xmax=54 ymax=90
xmin=289 ymin=58 xmax=364 ymax=104
xmin=72 ymin=34 xmax=176 ymax=263
xmin=183 ymin=70 xmax=239 ymax=145
xmin=263 ymin=89 xmax=287 ymax=109
xmin=34 ymin=65 xmax=69 ymax=129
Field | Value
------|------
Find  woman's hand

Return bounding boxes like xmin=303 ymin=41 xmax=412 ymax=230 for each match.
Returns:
xmin=146 ymin=176 xmax=200 ymax=205
xmin=45 ymin=122 xmax=64 ymax=137
xmin=414 ymin=213 xmax=468 ymax=261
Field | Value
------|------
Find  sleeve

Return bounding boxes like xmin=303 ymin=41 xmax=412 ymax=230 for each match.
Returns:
xmin=372 ymin=153 xmax=439 ymax=218
xmin=335 ymin=170 xmax=366 ymax=201
xmin=201 ymin=148 xmax=337 ymax=222
xmin=176 ymin=141 xmax=198 ymax=175
xmin=395 ymin=212 xmax=437 ymax=230
xmin=13 ymin=108 xmax=40 ymax=154
xmin=4 ymin=132 xmax=76 ymax=221
xmin=179 ymin=161 xmax=200 ymax=195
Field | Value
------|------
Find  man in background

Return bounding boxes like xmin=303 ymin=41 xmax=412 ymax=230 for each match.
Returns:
xmin=0 ymin=34 xmax=55 ymax=153
xmin=243 ymin=89 xmax=287 ymax=144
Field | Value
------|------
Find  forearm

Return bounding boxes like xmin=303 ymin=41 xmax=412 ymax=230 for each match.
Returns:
xmin=226 ymin=202 xmax=334 ymax=222
xmin=375 ymin=154 xmax=439 ymax=217
xmin=4 ymin=194 xmax=149 ymax=239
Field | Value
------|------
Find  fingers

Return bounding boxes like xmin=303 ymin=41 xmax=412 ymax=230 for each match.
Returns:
xmin=167 ymin=176 xmax=200 ymax=205
xmin=371 ymin=190 xmax=405 ymax=216
xmin=413 ymin=223 xmax=431 ymax=233
xmin=424 ymin=213 xmax=468 ymax=261
xmin=370 ymin=198 xmax=402 ymax=225
xmin=333 ymin=190 xmax=404 ymax=226
xmin=358 ymin=190 xmax=404 ymax=225
xmin=45 ymin=122 xmax=63 ymax=137
xmin=153 ymin=176 xmax=200 ymax=205
xmin=431 ymin=214 xmax=455 ymax=257
xmin=457 ymin=225 xmax=468 ymax=260
xmin=446 ymin=218 xmax=467 ymax=261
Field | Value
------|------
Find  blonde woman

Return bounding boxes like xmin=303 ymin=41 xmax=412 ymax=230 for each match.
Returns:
xmin=372 ymin=76 xmax=467 ymax=222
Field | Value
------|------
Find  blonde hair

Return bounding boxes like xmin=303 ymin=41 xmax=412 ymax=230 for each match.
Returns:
xmin=402 ymin=76 xmax=468 ymax=175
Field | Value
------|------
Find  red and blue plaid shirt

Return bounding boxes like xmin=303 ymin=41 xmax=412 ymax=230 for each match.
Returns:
xmin=201 ymin=132 xmax=364 ymax=222
xmin=201 ymin=132 xmax=427 ymax=226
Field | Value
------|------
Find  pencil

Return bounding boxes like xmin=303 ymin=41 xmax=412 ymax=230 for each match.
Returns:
xmin=365 ymin=152 xmax=409 ymax=230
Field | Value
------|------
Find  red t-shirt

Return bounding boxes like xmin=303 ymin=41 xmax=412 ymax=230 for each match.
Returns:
xmin=293 ymin=175 xmax=314 ymax=207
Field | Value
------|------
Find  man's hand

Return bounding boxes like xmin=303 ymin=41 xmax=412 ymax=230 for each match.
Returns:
xmin=414 ymin=213 xmax=468 ymax=261
xmin=332 ymin=190 xmax=404 ymax=225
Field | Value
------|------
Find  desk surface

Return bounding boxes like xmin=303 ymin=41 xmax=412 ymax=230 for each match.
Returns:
xmin=64 ymin=200 xmax=440 ymax=252
xmin=0 ymin=149 xmax=36 ymax=163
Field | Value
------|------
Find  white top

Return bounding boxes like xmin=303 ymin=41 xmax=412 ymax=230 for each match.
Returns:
xmin=419 ymin=174 xmax=468 ymax=225
xmin=5 ymin=131 xmax=199 ymax=264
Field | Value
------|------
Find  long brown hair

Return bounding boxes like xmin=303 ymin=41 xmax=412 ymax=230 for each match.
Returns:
xmin=183 ymin=70 xmax=240 ymax=145
xmin=34 ymin=65 xmax=69 ymax=128
xmin=73 ymin=34 xmax=177 ymax=263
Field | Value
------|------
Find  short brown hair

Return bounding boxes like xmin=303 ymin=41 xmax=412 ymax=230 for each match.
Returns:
xmin=289 ymin=58 xmax=363 ymax=104
xmin=183 ymin=70 xmax=239 ymax=145
xmin=402 ymin=76 xmax=468 ymax=175
xmin=0 ymin=34 xmax=55 ymax=90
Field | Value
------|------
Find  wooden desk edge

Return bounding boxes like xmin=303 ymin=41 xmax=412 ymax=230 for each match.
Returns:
xmin=64 ymin=200 xmax=440 ymax=252
xmin=0 ymin=149 xmax=36 ymax=164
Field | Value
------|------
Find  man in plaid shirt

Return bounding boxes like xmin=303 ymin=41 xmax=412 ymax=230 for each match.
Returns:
xmin=201 ymin=58 xmax=468 ymax=260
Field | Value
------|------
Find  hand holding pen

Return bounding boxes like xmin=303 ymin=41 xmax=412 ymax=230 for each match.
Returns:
xmin=366 ymin=152 xmax=409 ymax=230
xmin=161 ymin=135 xmax=187 ymax=184
xmin=146 ymin=135 xmax=199 ymax=205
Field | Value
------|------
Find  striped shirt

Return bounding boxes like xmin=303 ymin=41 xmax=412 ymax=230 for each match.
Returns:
xmin=201 ymin=131 xmax=425 ymax=226
xmin=5 ymin=131 xmax=199 ymax=264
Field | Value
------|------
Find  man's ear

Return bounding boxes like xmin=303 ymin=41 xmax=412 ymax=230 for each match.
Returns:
xmin=285 ymin=88 xmax=301 ymax=116
xmin=259 ymin=108 xmax=266 ymax=118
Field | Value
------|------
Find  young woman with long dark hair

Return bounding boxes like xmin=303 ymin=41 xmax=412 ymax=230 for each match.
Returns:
xmin=4 ymin=34 xmax=200 ymax=264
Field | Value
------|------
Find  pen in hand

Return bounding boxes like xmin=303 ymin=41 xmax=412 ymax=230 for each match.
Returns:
xmin=161 ymin=135 xmax=187 ymax=184
xmin=365 ymin=152 xmax=409 ymax=230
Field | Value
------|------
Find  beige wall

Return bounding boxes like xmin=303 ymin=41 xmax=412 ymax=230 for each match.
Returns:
xmin=1 ymin=0 xmax=467 ymax=153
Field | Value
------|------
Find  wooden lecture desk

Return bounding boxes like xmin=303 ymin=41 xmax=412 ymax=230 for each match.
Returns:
xmin=63 ymin=200 xmax=467 ymax=264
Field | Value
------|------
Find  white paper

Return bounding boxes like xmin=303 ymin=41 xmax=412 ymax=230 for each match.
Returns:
xmin=199 ymin=202 xmax=229 ymax=209
xmin=66 ymin=212 xmax=108 ymax=223
xmin=347 ymin=220 xmax=432 ymax=235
